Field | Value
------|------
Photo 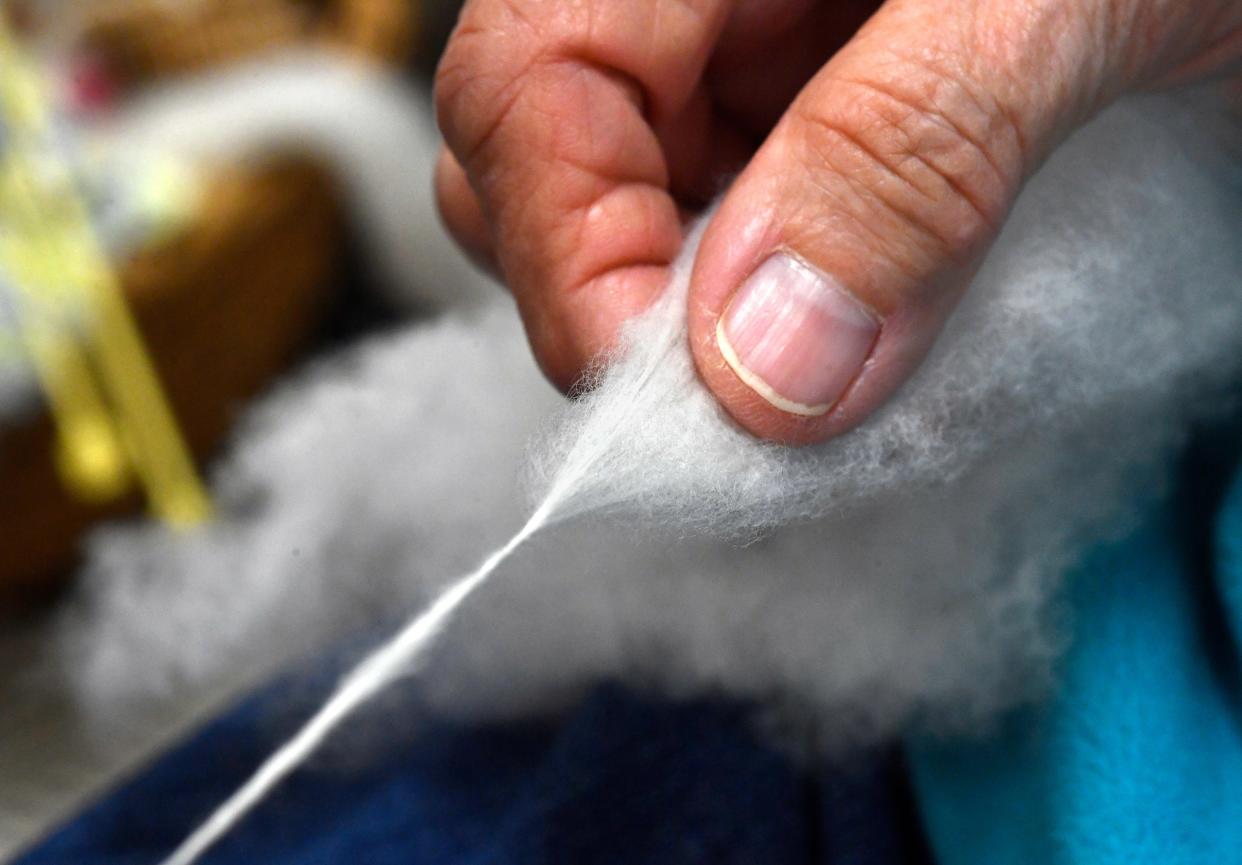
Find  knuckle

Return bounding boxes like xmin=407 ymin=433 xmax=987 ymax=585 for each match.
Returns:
xmin=433 ymin=30 xmax=486 ymax=145
xmin=431 ymin=41 xmax=469 ymax=128
xmin=433 ymin=0 xmax=542 ymax=159
xmin=794 ymin=64 xmax=1021 ymax=268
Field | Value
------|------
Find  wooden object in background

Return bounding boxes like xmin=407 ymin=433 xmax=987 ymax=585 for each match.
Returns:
xmin=0 ymin=0 xmax=415 ymax=605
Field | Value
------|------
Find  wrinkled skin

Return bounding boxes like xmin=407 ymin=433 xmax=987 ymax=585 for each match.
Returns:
xmin=435 ymin=0 xmax=1242 ymax=443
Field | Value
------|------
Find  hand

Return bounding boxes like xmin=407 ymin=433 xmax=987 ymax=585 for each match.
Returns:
xmin=434 ymin=0 xmax=1242 ymax=444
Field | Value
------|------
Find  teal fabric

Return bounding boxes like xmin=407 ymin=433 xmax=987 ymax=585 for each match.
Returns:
xmin=908 ymin=433 xmax=1242 ymax=864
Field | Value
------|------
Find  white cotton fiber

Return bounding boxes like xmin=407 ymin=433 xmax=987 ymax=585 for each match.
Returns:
xmin=532 ymin=100 xmax=1242 ymax=536
xmin=13 ymin=93 xmax=1242 ymax=761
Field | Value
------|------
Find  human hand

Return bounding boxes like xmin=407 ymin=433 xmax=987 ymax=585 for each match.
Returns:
xmin=434 ymin=0 xmax=1242 ymax=443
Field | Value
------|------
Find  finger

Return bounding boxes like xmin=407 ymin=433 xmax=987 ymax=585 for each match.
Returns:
xmin=434 ymin=146 xmax=499 ymax=274
xmin=436 ymin=0 xmax=734 ymax=389
xmin=688 ymin=0 xmax=1135 ymax=444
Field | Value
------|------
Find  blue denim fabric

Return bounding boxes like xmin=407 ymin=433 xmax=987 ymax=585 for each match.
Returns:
xmin=19 ymin=682 xmax=932 ymax=865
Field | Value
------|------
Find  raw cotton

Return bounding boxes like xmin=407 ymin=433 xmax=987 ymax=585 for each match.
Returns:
xmin=16 ymin=90 xmax=1242 ymax=785
xmin=532 ymin=104 xmax=1242 ymax=536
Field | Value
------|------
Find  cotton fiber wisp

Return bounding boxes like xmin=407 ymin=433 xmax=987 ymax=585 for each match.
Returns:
xmin=39 ymin=90 xmax=1242 ymax=743
xmin=534 ymin=113 xmax=1242 ymax=536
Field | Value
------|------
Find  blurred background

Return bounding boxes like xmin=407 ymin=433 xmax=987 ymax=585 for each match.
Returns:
xmin=0 ymin=0 xmax=464 ymax=607
xmin=0 ymin=0 xmax=475 ymax=855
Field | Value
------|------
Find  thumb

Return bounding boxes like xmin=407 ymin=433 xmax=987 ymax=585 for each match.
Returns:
xmin=689 ymin=0 xmax=1125 ymax=444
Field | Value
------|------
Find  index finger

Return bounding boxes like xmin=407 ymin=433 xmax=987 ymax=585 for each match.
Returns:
xmin=434 ymin=0 xmax=732 ymax=389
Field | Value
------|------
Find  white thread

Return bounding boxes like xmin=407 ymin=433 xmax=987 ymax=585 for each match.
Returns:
xmin=160 ymin=494 xmax=557 ymax=865
xmin=154 ymin=312 xmax=680 ymax=865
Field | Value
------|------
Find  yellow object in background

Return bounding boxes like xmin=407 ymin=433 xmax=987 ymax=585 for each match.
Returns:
xmin=0 ymin=18 xmax=211 ymax=526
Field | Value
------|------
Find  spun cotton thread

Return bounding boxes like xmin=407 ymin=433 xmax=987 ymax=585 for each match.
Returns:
xmin=158 ymin=270 xmax=691 ymax=865
xmin=159 ymin=501 xmax=550 ymax=865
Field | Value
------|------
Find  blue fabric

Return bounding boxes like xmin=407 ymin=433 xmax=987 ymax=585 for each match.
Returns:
xmin=19 ymin=683 xmax=933 ymax=865
xmin=909 ymin=431 xmax=1242 ymax=865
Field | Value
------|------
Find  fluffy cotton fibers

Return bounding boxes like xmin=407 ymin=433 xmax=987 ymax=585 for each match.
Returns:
xmin=11 ymin=92 xmax=1242 ymax=774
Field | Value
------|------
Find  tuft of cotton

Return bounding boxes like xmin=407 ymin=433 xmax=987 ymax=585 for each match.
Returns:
xmin=532 ymin=97 xmax=1242 ymax=537
xmin=11 ymin=93 xmax=1242 ymax=766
